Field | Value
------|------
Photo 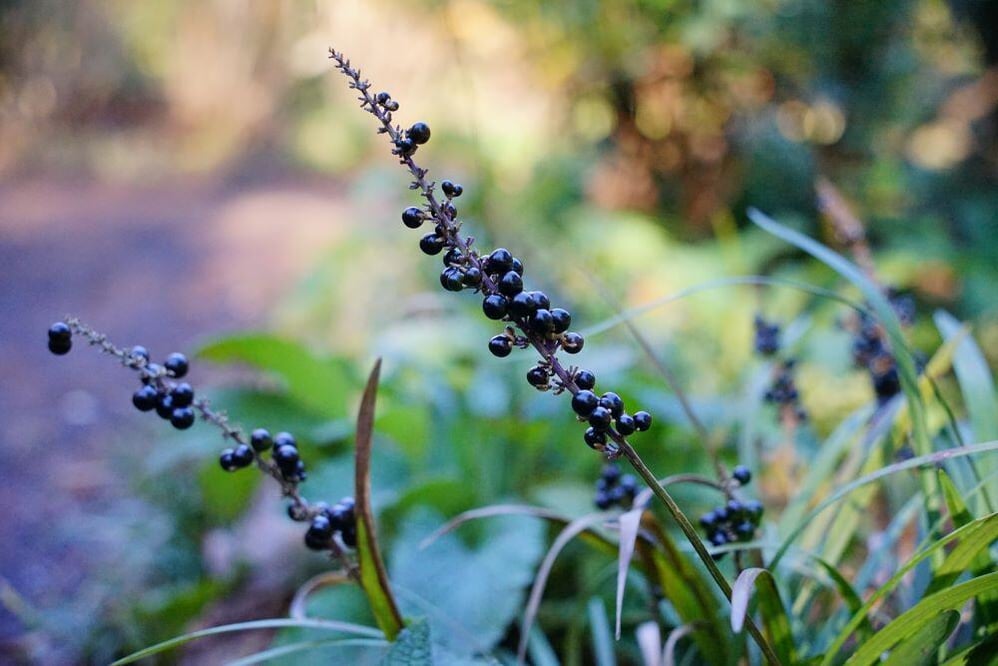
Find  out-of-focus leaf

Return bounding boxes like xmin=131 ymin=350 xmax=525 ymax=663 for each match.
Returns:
xmin=197 ymin=455 xmax=260 ymax=525
xmin=934 ymin=311 xmax=998 ymax=445
xmin=880 ymin=610 xmax=959 ymax=666
xmin=355 ymin=358 xmax=404 ymax=641
xmin=587 ymin=598 xmax=616 ymax=666
xmin=615 ymin=507 xmax=642 ymax=640
xmin=229 ymin=638 xmax=390 ymax=666
xmin=822 ymin=514 xmax=998 ymax=665
xmin=391 ymin=510 xmax=544 ymax=658
xmin=730 ymin=568 xmax=796 ymax=666
xmin=810 ymin=556 xmax=873 ymax=642
xmin=197 ymin=333 xmax=352 ymax=418
xmin=845 ymin=575 xmax=998 ymax=665
xmin=380 ymin=617 xmax=432 ymax=666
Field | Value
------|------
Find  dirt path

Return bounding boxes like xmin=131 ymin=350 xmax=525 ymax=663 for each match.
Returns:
xmin=0 ymin=177 xmax=348 ymax=661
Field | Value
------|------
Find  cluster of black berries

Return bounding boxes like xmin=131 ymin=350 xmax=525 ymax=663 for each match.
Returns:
xmin=753 ymin=315 xmax=781 ymax=356
xmin=699 ymin=467 xmax=762 ymax=558
xmin=290 ymin=496 xmax=357 ymax=550
xmin=571 ymin=383 xmax=652 ymax=449
xmin=593 ymin=463 xmax=640 ymax=510
xmin=850 ymin=313 xmax=901 ymax=404
xmin=764 ymin=359 xmax=807 ymax=421
xmin=222 ymin=427 xmax=307 ymax=483
xmin=387 ymin=115 xmax=650 ymax=452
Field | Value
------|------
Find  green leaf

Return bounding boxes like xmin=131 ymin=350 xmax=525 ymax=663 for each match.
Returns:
xmin=355 ymin=359 xmax=405 ymax=641
xmin=880 ymin=610 xmax=959 ymax=666
xmin=391 ymin=510 xmax=545 ymax=658
xmin=939 ymin=469 xmax=976 ymax=528
xmin=110 ymin=618 xmax=383 ymax=665
xmin=730 ymin=568 xmax=797 ymax=666
xmin=822 ymin=513 xmax=998 ymax=665
xmin=198 ymin=454 xmax=260 ymax=525
xmin=934 ymin=311 xmax=998 ymax=445
xmin=198 ymin=333 xmax=352 ymax=418
xmin=587 ymin=598 xmax=617 ymax=666
xmin=380 ymin=618 xmax=432 ymax=665
xmin=811 ymin=556 xmax=873 ymax=643
xmin=229 ymin=638 xmax=390 ymax=666
xmin=845 ymin=574 xmax=998 ymax=665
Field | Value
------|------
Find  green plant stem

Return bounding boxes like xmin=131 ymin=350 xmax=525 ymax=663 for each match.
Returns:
xmin=618 ymin=442 xmax=784 ymax=666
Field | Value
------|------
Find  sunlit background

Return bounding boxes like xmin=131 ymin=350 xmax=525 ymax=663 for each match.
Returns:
xmin=1 ymin=0 xmax=996 ymax=662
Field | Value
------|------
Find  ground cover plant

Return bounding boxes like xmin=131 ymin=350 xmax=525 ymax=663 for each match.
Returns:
xmin=36 ymin=42 xmax=998 ymax=665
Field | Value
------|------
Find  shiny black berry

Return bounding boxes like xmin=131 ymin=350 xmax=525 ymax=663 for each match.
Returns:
xmin=572 ymin=390 xmax=599 ymax=416
xmin=588 ymin=406 xmax=612 ymax=430
xmin=745 ymin=500 xmax=764 ymax=521
xmin=482 ymin=295 xmax=508 ymax=320
xmin=250 ymin=428 xmax=273 ymax=452
xmin=599 ymin=392 xmax=624 ymax=418
xmin=508 ymin=292 xmax=535 ymax=319
xmin=615 ymin=413 xmax=636 ymax=435
xmin=498 ymin=271 xmax=523 ymax=296
xmin=47 ymin=322 xmax=72 ymax=355
xmin=462 ymin=266 xmax=482 ymax=287
xmin=526 ymin=366 xmax=549 ymax=387
xmin=170 ymin=382 xmax=194 ymax=408
xmin=129 ymin=345 xmax=150 ymax=362
xmin=488 ymin=335 xmax=513 ymax=358
xmin=550 ymin=308 xmax=571 ymax=333
xmin=340 ymin=525 xmax=358 ymax=548
xmin=396 ymin=137 xmax=416 ymax=156
xmin=527 ymin=291 xmax=550 ymax=311
xmin=488 ymin=248 xmax=513 ymax=274
xmin=732 ymin=465 xmax=752 ymax=485
xmin=232 ymin=443 xmax=254 ymax=468
xmin=274 ymin=432 xmax=297 ymax=449
xmin=402 ymin=206 xmax=424 ymax=228
xmin=170 ymin=407 xmax=196 ymax=430
xmin=408 ymin=122 xmax=431 ymax=144
xmin=164 ymin=353 xmax=189 ymax=379
xmin=376 ymin=92 xmax=391 ymax=105
xmin=440 ymin=268 xmax=464 ymax=292
xmin=419 ymin=234 xmax=446 ymax=255
xmin=594 ymin=491 xmax=612 ymax=510
xmin=443 ymin=202 xmax=457 ymax=218
xmin=441 ymin=180 xmax=463 ymax=197
xmin=574 ymin=370 xmax=596 ymax=391
xmin=155 ymin=394 xmax=174 ymax=420
xmin=633 ymin=411 xmax=652 ymax=431
xmin=219 ymin=448 xmax=238 ymax=471
xmin=273 ymin=444 xmax=300 ymax=473
xmin=529 ymin=309 xmax=554 ymax=333
xmin=561 ymin=332 xmax=584 ymax=354
xmin=132 ymin=385 xmax=159 ymax=412
xmin=326 ymin=502 xmax=355 ymax=531
xmin=305 ymin=515 xmax=333 ymax=550
xmin=511 ymin=257 xmax=524 ymax=275
xmin=584 ymin=427 xmax=606 ymax=448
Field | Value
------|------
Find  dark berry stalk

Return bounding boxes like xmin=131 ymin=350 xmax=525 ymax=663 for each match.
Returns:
xmin=53 ymin=317 xmax=359 ymax=569
xmin=328 ymin=49 xmax=782 ymax=664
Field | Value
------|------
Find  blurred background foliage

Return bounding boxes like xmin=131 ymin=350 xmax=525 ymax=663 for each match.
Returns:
xmin=1 ymin=0 xmax=996 ymax=663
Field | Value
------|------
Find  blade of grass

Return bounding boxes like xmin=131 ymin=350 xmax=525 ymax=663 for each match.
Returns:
xmin=730 ymin=568 xmax=797 ymax=665
xmin=354 ymin=358 xmax=404 ymax=640
xmin=226 ymin=638 xmax=390 ymax=665
xmin=588 ymin=598 xmax=617 ymax=666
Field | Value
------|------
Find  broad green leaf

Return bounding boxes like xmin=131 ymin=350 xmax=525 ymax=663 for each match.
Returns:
xmin=198 ymin=333 xmax=352 ymax=417
xmin=845 ymin=574 xmax=998 ymax=665
xmin=880 ymin=610 xmax=959 ymax=666
xmin=822 ymin=513 xmax=998 ymax=665
xmin=197 ymin=454 xmax=260 ymax=525
xmin=380 ymin=618 xmax=432 ymax=665
xmin=730 ymin=568 xmax=796 ymax=666
xmin=354 ymin=359 xmax=405 ymax=640
xmin=391 ymin=510 xmax=544 ymax=657
xmin=110 ymin=618 xmax=383 ymax=665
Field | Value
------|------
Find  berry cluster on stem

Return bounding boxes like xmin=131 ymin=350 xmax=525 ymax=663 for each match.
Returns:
xmin=698 ymin=465 xmax=763 ymax=559
xmin=47 ymin=318 xmax=357 ymax=557
xmin=592 ymin=463 xmax=640 ymax=510
xmin=328 ymin=49 xmax=653 ymax=459
xmin=849 ymin=290 xmax=914 ymax=404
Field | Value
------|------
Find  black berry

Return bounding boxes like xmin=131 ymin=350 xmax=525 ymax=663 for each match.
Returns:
xmin=488 ymin=249 xmax=513 ymax=274
xmin=572 ymin=390 xmax=599 ymax=416
xmin=508 ymin=292 xmax=535 ymax=319
xmin=407 ymin=122 xmax=431 ymax=144
xmin=441 ymin=180 xmax=463 ymax=197
xmin=527 ymin=291 xmax=550 ymax=311
xmin=132 ymin=385 xmax=159 ymax=412
xmin=164 ymin=353 xmax=189 ymax=379
xmin=232 ymin=443 xmax=254 ymax=468
xmin=305 ymin=515 xmax=333 ymax=550
xmin=170 ymin=382 xmax=194 ymax=408
xmin=615 ymin=413 xmax=636 ymax=435
xmin=529 ymin=308 xmax=554 ymax=333
xmin=47 ymin=322 xmax=72 ymax=355
xmin=440 ymin=268 xmax=464 ymax=292
xmin=219 ymin=448 xmax=238 ymax=471
xmin=633 ymin=411 xmax=652 ymax=431
xmin=142 ymin=363 xmax=162 ymax=384
xmin=561 ymin=332 xmax=584 ymax=354
xmin=584 ymin=427 xmax=606 ymax=448
xmin=574 ymin=370 xmax=596 ymax=390
xmin=170 ymin=407 xmax=196 ymax=430
xmin=402 ymin=206 xmax=424 ymax=228
xmin=488 ymin=335 xmax=513 ymax=358
xmin=511 ymin=257 xmax=524 ymax=275
xmin=419 ymin=233 xmax=446 ymax=255
xmin=462 ymin=266 xmax=482 ymax=287
xmin=498 ymin=271 xmax=523 ymax=296
xmin=274 ymin=432 xmax=297 ymax=449
xmin=550 ymin=308 xmax=571 ymax=333
xmin=340 ymin=525 xmax=358 ymax=548
xmin=732 ymin=465 xmax=752 ymax=485
xmin=156 ymin=394 xmax=174 ymax=420
xmin=396 ymin=137 xmax=416 ymax=156
xmin=250 ymin=428 xmax=273 ymax=452
xmin=526 ymin=366 xmax=549 ymax=387
xmin=273 ymin=444 xmax=300 ymax=473
xmin=588 ymin=405 xmax=612 ymax=430
xmin=482 ymin=295 xmax=508 ymax=320
xmin=599 ymin=392 xmax=624 ymax=417
xmin=376 ymin=92 xmax=391 ymax=105
xmin=129 ymin=345 xmax=150 ymax=362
